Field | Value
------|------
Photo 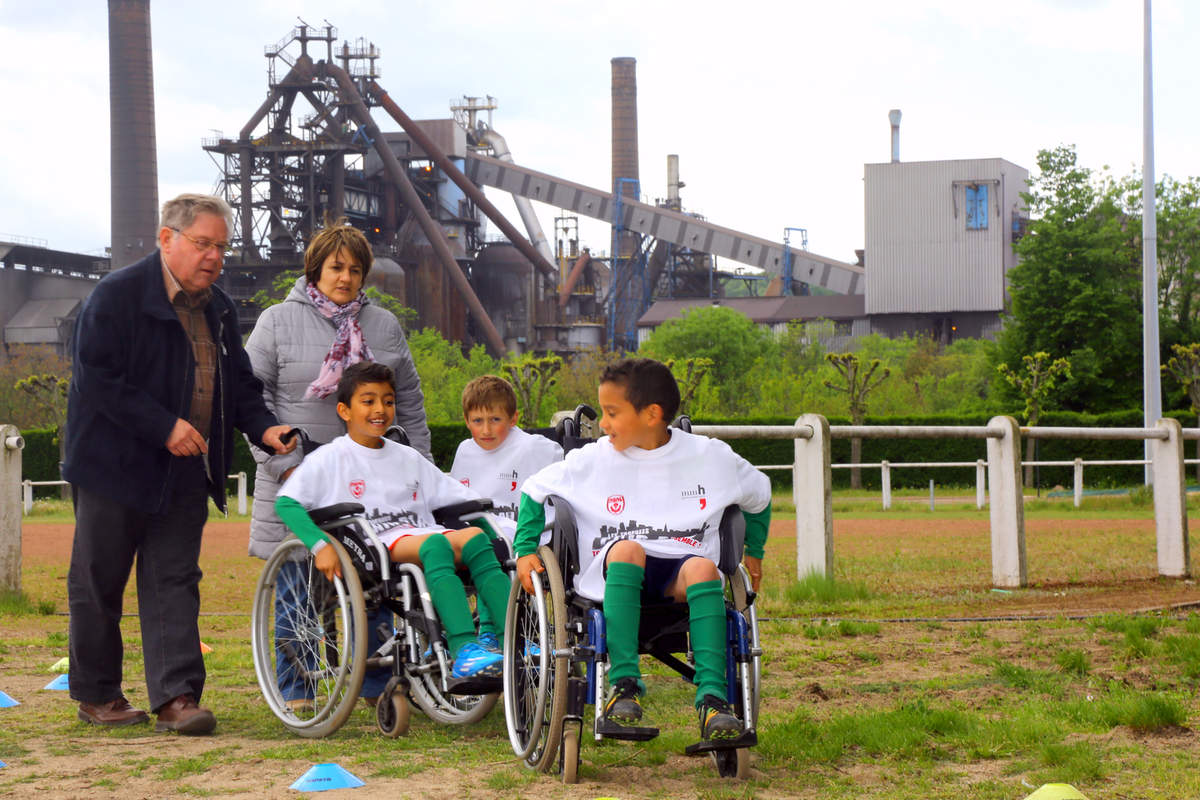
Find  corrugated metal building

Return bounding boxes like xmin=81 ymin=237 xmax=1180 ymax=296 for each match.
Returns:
xmin=864 ymin=157 xmax=1028 ymax=341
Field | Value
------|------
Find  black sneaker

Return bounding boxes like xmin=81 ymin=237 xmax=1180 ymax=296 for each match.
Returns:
xmin=603 ymin=677 xmax=644 ymax=726
xmin=698 ymin=694 xmax=742 ymax=741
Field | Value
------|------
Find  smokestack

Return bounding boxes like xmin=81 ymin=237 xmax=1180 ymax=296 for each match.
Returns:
xmin=888 ymin=108 xmax=902 ymax=163
xmin=666 ymin=154 xmax=681 ymax=211
xmin=109 ymin=0 xmax=160 ymax=267
xmin=611 ymin=57 xmax=639 ymax=199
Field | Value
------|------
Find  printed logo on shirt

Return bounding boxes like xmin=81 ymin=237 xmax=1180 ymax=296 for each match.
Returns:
xmin=349 ymin=479 xmax=365 ymax=499
xmin=502 ymin=468 xmax=519 ymax=492
xmin=606 ymin=495 xmax=625 ymax=514
xmin=460 ymin=478 xmax=470 ymax=487
xmin=405 ymin=479 xmax=420 ymax=502
xmin=681 ymin=483 xmax=707 ymax=510
xmin=590 ymin=520 xmax=710 ymax=553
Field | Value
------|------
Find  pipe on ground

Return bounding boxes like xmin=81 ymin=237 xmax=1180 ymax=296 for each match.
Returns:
xmin=322 ymin=63 xmax=507 ymax=356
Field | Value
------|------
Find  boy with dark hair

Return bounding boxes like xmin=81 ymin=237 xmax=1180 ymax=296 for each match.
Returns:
xmin=514 ymin=357 xmax=771 ymax=743
xmin=276 ymin=362 xmax=509 ymax=680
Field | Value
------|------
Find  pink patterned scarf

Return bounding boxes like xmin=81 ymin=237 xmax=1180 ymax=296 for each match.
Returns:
xmin=304 ymin=281 xmax=375 ymax=399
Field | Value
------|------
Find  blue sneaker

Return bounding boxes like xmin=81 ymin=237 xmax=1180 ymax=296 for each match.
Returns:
xmin=477 ymin=631 xmax=501 ymax=654
xmin=451 ymin=641 xmax=503 ymax=679
xmin=523 ymin=640 xmax=542 ymax=659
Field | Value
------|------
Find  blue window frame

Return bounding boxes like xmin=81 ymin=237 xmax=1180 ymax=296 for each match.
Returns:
xmin=965 ymin=184 xmax=989 ymax=230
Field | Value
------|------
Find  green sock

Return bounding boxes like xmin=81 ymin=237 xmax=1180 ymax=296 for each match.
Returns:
xmin=687 ymin=579 xmax=728 ymax=707
xmin=461 ymin=532 xmax=510 ymax=649
xmin=604 ymin=562 xmax=644 ymax=688
xmin=418 ymin=535 xmax=475 ymax=655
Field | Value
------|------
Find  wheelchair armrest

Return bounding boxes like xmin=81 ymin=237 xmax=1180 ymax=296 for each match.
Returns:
xmin=546 ymin=494 xmax=581 ymax=579
xmin=279 ymin=427 xmax=323 ymax=456
xmin=717 ymin=504 xmax=745 ymax=577
xmin=384 ymin=425 xmax=409 ymax=445
xmin=670 ymin=414 xmax=692 ymax=432
xmin=308 ymin=502 xmax=365 ymax=526
xmin=432 ymin=498 xmax=495 ymax=529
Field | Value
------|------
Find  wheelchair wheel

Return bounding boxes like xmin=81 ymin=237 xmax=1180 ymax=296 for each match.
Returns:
xmin=560 ymin=720 xmax=581 ymax=784
xmin=406 ymin=621 xmax=499 ymax=725
xmin=251 ymin=538 xmax=367 ymax=738
xmin=377 ymin=677 xmax=410 ymax=738
xmin=503 ymin=545 xmax=569 ymax=772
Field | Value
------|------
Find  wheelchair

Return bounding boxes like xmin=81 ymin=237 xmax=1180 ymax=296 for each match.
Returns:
xmin=501 ymin=489 xmax=763 ymax=781
xmin=250 ymin=427 xmax=510 ymax=738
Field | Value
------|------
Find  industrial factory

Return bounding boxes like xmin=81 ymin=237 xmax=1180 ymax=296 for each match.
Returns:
xmin=1 ymin=5 xmax=1029 ymax=361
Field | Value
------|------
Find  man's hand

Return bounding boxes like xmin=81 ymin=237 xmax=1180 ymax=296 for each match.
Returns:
xmin=262 ymin=424 xmax=298 ymax=455
xmin=743 ymin=555 xmax=763 ymax=592
xmin=314 ymin=544 xmax=341 ymax=582
xmin=165 ymin=418 xmax=207 ymax=456
xmin=516 ymin=553 xmax=544 ymax=595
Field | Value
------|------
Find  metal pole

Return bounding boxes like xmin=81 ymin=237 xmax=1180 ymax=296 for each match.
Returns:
xmin=793 ymin=414 xmax=832 ymax=579
xmin=976 ymin=460 xmax=986 ymax=510
xmin=1074 ymin=458 xmax=1084 ymax=508
xmin=23 ymin=480 xmax=33 ymax=515
xmin=881 ymin=460 xmax=891 ymax=510
xmin=929 ymin=480 xmax=935 ymax=512
xmin=237 ymin=472 xmax=247 ymax=516
xmin=1143 ymin=0 xmax=1162 ymax=484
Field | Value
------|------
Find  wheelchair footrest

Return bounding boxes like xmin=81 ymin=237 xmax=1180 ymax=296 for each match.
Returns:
xmin=684 ymin=729 xmax=758 ymax=755
xmin=595 ymin=718 xmax=660 ymax=741
xmin=445 ymin=675 xmax=502 ymax=696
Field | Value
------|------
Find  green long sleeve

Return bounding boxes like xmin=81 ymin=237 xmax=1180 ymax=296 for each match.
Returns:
xmin=513 ymin=493 xmax=547 ymax=557
xmin=275 ymin=495 xmax=328 ymax=551
xmin=743 ymin=505 xmax=771 ymax=559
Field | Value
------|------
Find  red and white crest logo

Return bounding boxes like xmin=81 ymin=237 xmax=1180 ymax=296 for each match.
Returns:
xmin=349 ymin=479 xmax=365 ymax=499
xmin=606 ymin=495 xmax=625 ymax=514
xmin=460 ymin=478 xmax=470 ymax=487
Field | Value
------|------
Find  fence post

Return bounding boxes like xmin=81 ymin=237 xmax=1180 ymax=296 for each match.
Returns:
xmin=1073 ymin=458 xmax=1083 ymax=508
xmin=881 ymin=461 xmax=891 ymax=510
xmin=794 ymin=414 xmax=832 ymax=579
xmin=1 ymin=424 xmax=25 ymax=594
xmin=1151 ymin=417 xmax=1190 ymax=578
xmin=237 ymin=472 xmax=248 ymax=516
xmin=23 ymin=480 xmax=33 ymax=515
xmin=986 ymin=415 xmax=1026 ymax=588
xmin=975 ymin=460 xmax=986 ymax=510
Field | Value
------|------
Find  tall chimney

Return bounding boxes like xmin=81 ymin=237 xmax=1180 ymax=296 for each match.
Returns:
xmin=888 ymin=108 xmax=902 ymax=163
xmin=666 ymin=154 xmax=681 ymax=211
xmin=109 ymin=0 xmax=159 ymax=268
xmin=611 ymin=57 xmax=639 ymax=199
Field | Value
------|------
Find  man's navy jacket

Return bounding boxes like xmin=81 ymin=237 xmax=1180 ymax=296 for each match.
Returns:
xmin=63 ymin=250 xmax=278 ymax=514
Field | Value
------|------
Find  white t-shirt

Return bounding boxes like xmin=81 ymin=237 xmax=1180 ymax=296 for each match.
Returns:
xmin=280 ymin=434 xmax=481 ymax=549
xmin=450 ymin=427 xmax=563 ymax=539
xmin=521 ymin=428 xmax=771 ymax=600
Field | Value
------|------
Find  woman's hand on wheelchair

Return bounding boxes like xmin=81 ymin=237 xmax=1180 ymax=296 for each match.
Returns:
xmin=315 ymin=543 xmax=343 ymax=582
xmin=743 ymin=555 xmax=763 ymax=592
xmin=516 ymin=553 xmax=544 ymax=594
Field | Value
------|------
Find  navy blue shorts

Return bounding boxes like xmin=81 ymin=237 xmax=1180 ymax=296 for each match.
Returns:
xmin=604 ymin=552 xmax=698 ymax=605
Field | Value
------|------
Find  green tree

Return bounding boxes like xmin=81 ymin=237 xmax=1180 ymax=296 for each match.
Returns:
xmin=663 ymin=357 xmax=714 ymax=418
xmin=407 ymin=327 xmax=499 ymax=423
xmin=1153 ymin=176 xmax=1200 ymax=348
xmin=501 ymin=353 xmax=563 ymax=427
xmin=996 ymin=145 xmax=1141 ymax=412
xmin=997 ymin=351 xmax=1071 ymax=485
xmin=823 ymin=352 xmax=890 ymax=488
xmin=640 ymin=305 xmax=770 ymax=415
xmin=1163 ymin=342 xmax=1200 ymax=481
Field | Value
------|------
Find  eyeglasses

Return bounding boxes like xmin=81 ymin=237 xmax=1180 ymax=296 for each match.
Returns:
xmin=170 ymin=228 xmax=231 ymax=256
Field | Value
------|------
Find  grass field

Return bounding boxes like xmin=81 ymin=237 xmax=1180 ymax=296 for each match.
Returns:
xmin=2 ymin=492 xmax=1200 ymax=798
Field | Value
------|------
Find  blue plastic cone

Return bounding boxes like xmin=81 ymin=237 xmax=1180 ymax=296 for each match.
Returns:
xmin=290 ymin=763 xmax=364 ymax=791
xmin=0 ymin=690 xmax=19 ymax=707
xmin=43 ymin=674 xmax=70 ymax=691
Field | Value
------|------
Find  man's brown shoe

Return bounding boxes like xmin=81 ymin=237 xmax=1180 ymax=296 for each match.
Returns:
xmin=155 ymin=694 xmax=216 ymax=735
xmin=77 ymin=696 xmax=150 ymax=727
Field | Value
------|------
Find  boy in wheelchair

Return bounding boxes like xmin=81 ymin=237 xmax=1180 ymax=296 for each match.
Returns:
xmin=276 ymin=361 xmax=510 ymax=681
xmin=514 ymin=357 xmax=771 ymax=745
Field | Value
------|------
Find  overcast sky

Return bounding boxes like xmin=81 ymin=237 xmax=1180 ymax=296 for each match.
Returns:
xmin=2 ymin=0 xmax=1197 ymax=267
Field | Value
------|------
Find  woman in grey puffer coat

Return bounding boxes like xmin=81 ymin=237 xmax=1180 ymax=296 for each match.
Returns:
xmin=245 ymin=227 xmax=433 ymax=561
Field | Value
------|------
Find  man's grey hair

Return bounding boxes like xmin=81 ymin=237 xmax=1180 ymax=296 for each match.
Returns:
xmin=159 ymin=194 xmax=234 ymax=241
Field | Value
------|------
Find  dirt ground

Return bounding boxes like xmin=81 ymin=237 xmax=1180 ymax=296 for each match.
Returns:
xmin=5 ymin=516 xmax=1200 ymax=798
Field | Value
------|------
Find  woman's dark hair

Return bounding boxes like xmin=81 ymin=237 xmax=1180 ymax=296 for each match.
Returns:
xmin=336 ymin=361 xmax=395 ymax=407
xmin=304 ymin=220 xmax=374 ymax=287
xmin=599 ymin=358 xmax=680 ymax=422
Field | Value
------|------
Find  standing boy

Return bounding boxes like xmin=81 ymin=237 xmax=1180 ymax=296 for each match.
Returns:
xmin=276 ymin=362 xmax=510 ymax=681
xmin=514 ymin=358 xmax=771 ymax=744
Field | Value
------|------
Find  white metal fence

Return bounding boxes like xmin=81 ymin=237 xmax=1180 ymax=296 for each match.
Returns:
xmin=20 ymin=473 xmax=250 ymax=516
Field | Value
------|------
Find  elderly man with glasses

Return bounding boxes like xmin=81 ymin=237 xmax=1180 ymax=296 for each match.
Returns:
xmin=63 ymin=193 xmax=296 ymax=734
